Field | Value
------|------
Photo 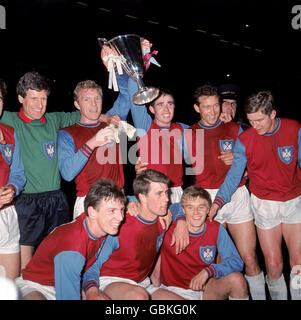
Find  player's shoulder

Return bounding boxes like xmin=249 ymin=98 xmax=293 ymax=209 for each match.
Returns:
xmin=60 ymin=121 xmax=79 ymax=133
xmin=189 ymin=122 xmax=200 ymax=130
xmin=205 ymin=219 xmax=222 ymax=233
xmin=280 ymin=117 xmax=301 ymax=130
xmin=0 ymin=122 xmax=15 ymax=135
xmin=238 ymin=125 xmax=256 ymax=140
xmin=222 ymin=120 xmax=240 ymax=129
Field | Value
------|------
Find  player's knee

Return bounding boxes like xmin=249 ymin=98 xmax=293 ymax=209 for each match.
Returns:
xmin=241 ymin=251 xmax=257 ymax=268
xmin=228 ymin=272 xmax=248 ymax=294
xmin=126 ymin=286 xmax=149 ymax=300
xmin=264 ymin=253 xmax=282 ymax=272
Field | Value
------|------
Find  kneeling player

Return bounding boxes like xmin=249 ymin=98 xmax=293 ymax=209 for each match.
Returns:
xmin=152 ymin=185 xmax=249 ymax=300
xmin=15 ymin=179 xmax=126 ymax=300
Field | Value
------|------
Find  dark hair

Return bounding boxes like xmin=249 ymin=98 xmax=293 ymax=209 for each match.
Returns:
xmin=84 ymin=179 xmax=126 ymax=215
xmin=0 ymin=79 xmax=7 ymax=100
xmin=181 ymin=185 xmax=212 ymax=207
xmin=147 ymin=87 xmax=175 ymax=108
xmin=193 ymin=83 xmax=221 ymax=106
xmin=133 ymin=169 xmax=171 ymax=200
xmin=16 ymin=71 xmax=50 ymax=98
xmin=244 ymin=90 xmax=275 ymax=115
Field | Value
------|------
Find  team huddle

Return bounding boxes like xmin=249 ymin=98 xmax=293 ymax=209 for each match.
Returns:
xmin=0 ymin=43 xmax=300 ymax=300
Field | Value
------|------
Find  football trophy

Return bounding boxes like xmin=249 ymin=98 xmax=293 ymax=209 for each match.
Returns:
xmin=98 ymin=34 xmax=159 ymax=105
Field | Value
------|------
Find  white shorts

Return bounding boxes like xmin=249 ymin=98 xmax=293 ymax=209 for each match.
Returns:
xmin=207 ymin=185 xmax=253 ymax=225
xmin=0 ymin=205 xmax=20 ymax=254
xmin=73 ymin=196 xmax=86 ymax=219
xmin=251 ymin=194 xmax=301 ymax=230
xmin=98 ymin=276 xmax=157 ymax=295
xmin=158 ymin=283 xmax=203 ymax=300
xmin=15 ymin=276 xmax=56 ymax=300
xmin=170 ymin=186 xmax=183 ymax=204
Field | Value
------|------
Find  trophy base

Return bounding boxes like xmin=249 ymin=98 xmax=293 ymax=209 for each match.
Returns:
xmin=133 ymin=87 xmax=159 ymax=105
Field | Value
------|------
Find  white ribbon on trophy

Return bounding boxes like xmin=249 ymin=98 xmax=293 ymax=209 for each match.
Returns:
xmin=102 ymin=54 xmax=124 ymax=91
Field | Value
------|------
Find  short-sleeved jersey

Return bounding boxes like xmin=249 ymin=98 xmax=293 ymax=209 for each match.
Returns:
xmin=60 ymin=122 xmax=124 ymax=196
xmin=160 ymin=220 xmax=244 ymax=289
xmin=188 ymin=120 xmax=245 ymax=189
xmin=22 ymin=213 xmax=106 ymax=287
xmin=215 ymin=118 xmax=301 ymax=206
xmin=138 ymin=121 xmax=184 ymax=187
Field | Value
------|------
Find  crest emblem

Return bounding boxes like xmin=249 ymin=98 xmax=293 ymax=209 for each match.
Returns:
xmin=199 ymin=245 xmax=216 ymax=264
xmin=43 ymin=141 xmax=56 ymax=160
xmin=0 ymin=144 xmax=13 ymax=165
xmin=219 ymin=139 xmax=234 ymax=152
xmin=156 ymin=233 xmax=165 ymax=252
xmin=278 ymin=145 xmax=293 ymax=164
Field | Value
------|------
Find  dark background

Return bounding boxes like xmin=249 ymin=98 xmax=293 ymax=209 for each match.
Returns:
xmin=0 ymin=0 xmax=300 ymax=302
xmin=1 ymin=0 xmax=300 ymax=119
xmin=0 ymin=0 xmax=300 ymax=196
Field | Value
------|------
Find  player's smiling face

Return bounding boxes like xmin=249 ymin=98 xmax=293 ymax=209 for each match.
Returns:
xmin=182 ymin=197 xmax=209 ymax=233
xmin=75 ymin=88 xmax=103 ymax=124
xmin=194 ymin=95 xmax=221 ymax=127
xmin=18 ymin=89 xmax=48 ymax=120
xmin=149 ymin=94 xmax=175 ymax=127
xmin=247 ymin=110 xmax=277 ymax=135
xmin=89 ymin=198 xmax=125 ymax=237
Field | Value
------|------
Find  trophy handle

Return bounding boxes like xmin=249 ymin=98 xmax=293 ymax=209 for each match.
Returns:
xmin=97 ymin=37 xmax=110 ymax=48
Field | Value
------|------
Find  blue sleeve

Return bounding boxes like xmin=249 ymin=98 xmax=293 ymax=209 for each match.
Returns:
xmin=182 ymin=125 xmax=193 ymax=163
xmin=82 ymin=235 xmax=119 ymax=293
xmin=105 ymin=74 xmax=131 ymax=120
xmin=58 ymin=130 xmax=90 ymax=181
xmin=169 ymin=202 xmax=186 ymax=221
xmin=127 ymin=195 xmax=138 ymax=203
xmin=128 ymin=77 xmax=152 ymax=137
xmin=205 ymin=225 xmax=244 ymax=279
xmin=238 ymin=125 xmax=244 ymax=135
xmin=54 ymin=251 xmax=86 ymax=300
xmin=298 ymin=129 xmax=301 ymax=168
xmin=214 ymin=137 xmax=247 ymax=207
xmin=8 ymin=132 xmax=26 ymax=195
xmin=175 ymin=122 xmax=189 ymax=160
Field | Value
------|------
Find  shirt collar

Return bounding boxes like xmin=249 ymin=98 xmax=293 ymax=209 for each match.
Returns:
xmin=18 ymin=107 xmax=46 ymax=124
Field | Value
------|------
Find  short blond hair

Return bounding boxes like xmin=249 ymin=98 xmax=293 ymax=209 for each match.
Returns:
xmin=73 ymin=80 xmax=103 ymax=102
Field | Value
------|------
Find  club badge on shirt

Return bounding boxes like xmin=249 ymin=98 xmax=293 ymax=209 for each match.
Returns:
xmin=219 ymin=139 xmax=234 ymax=152
xmin=0 ymin=144 xmax=13 ymax=165
xmin=199 ymin=245 xmax=216 ymax=265
xmin=43 ymin=141 xmax=56 ymax=160
xmin=278 ymin=145 xmax=293 ymax=165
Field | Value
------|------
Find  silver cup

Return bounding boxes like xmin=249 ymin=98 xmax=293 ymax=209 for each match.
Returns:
xmin=98 ymin=34 xmax=159 ymax=105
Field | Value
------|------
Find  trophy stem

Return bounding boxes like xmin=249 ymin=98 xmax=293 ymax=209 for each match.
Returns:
xmin=135 ymin=77 xmax=146 ymax=92
xmin=133 ymin=80 xmax=160 ymax=105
